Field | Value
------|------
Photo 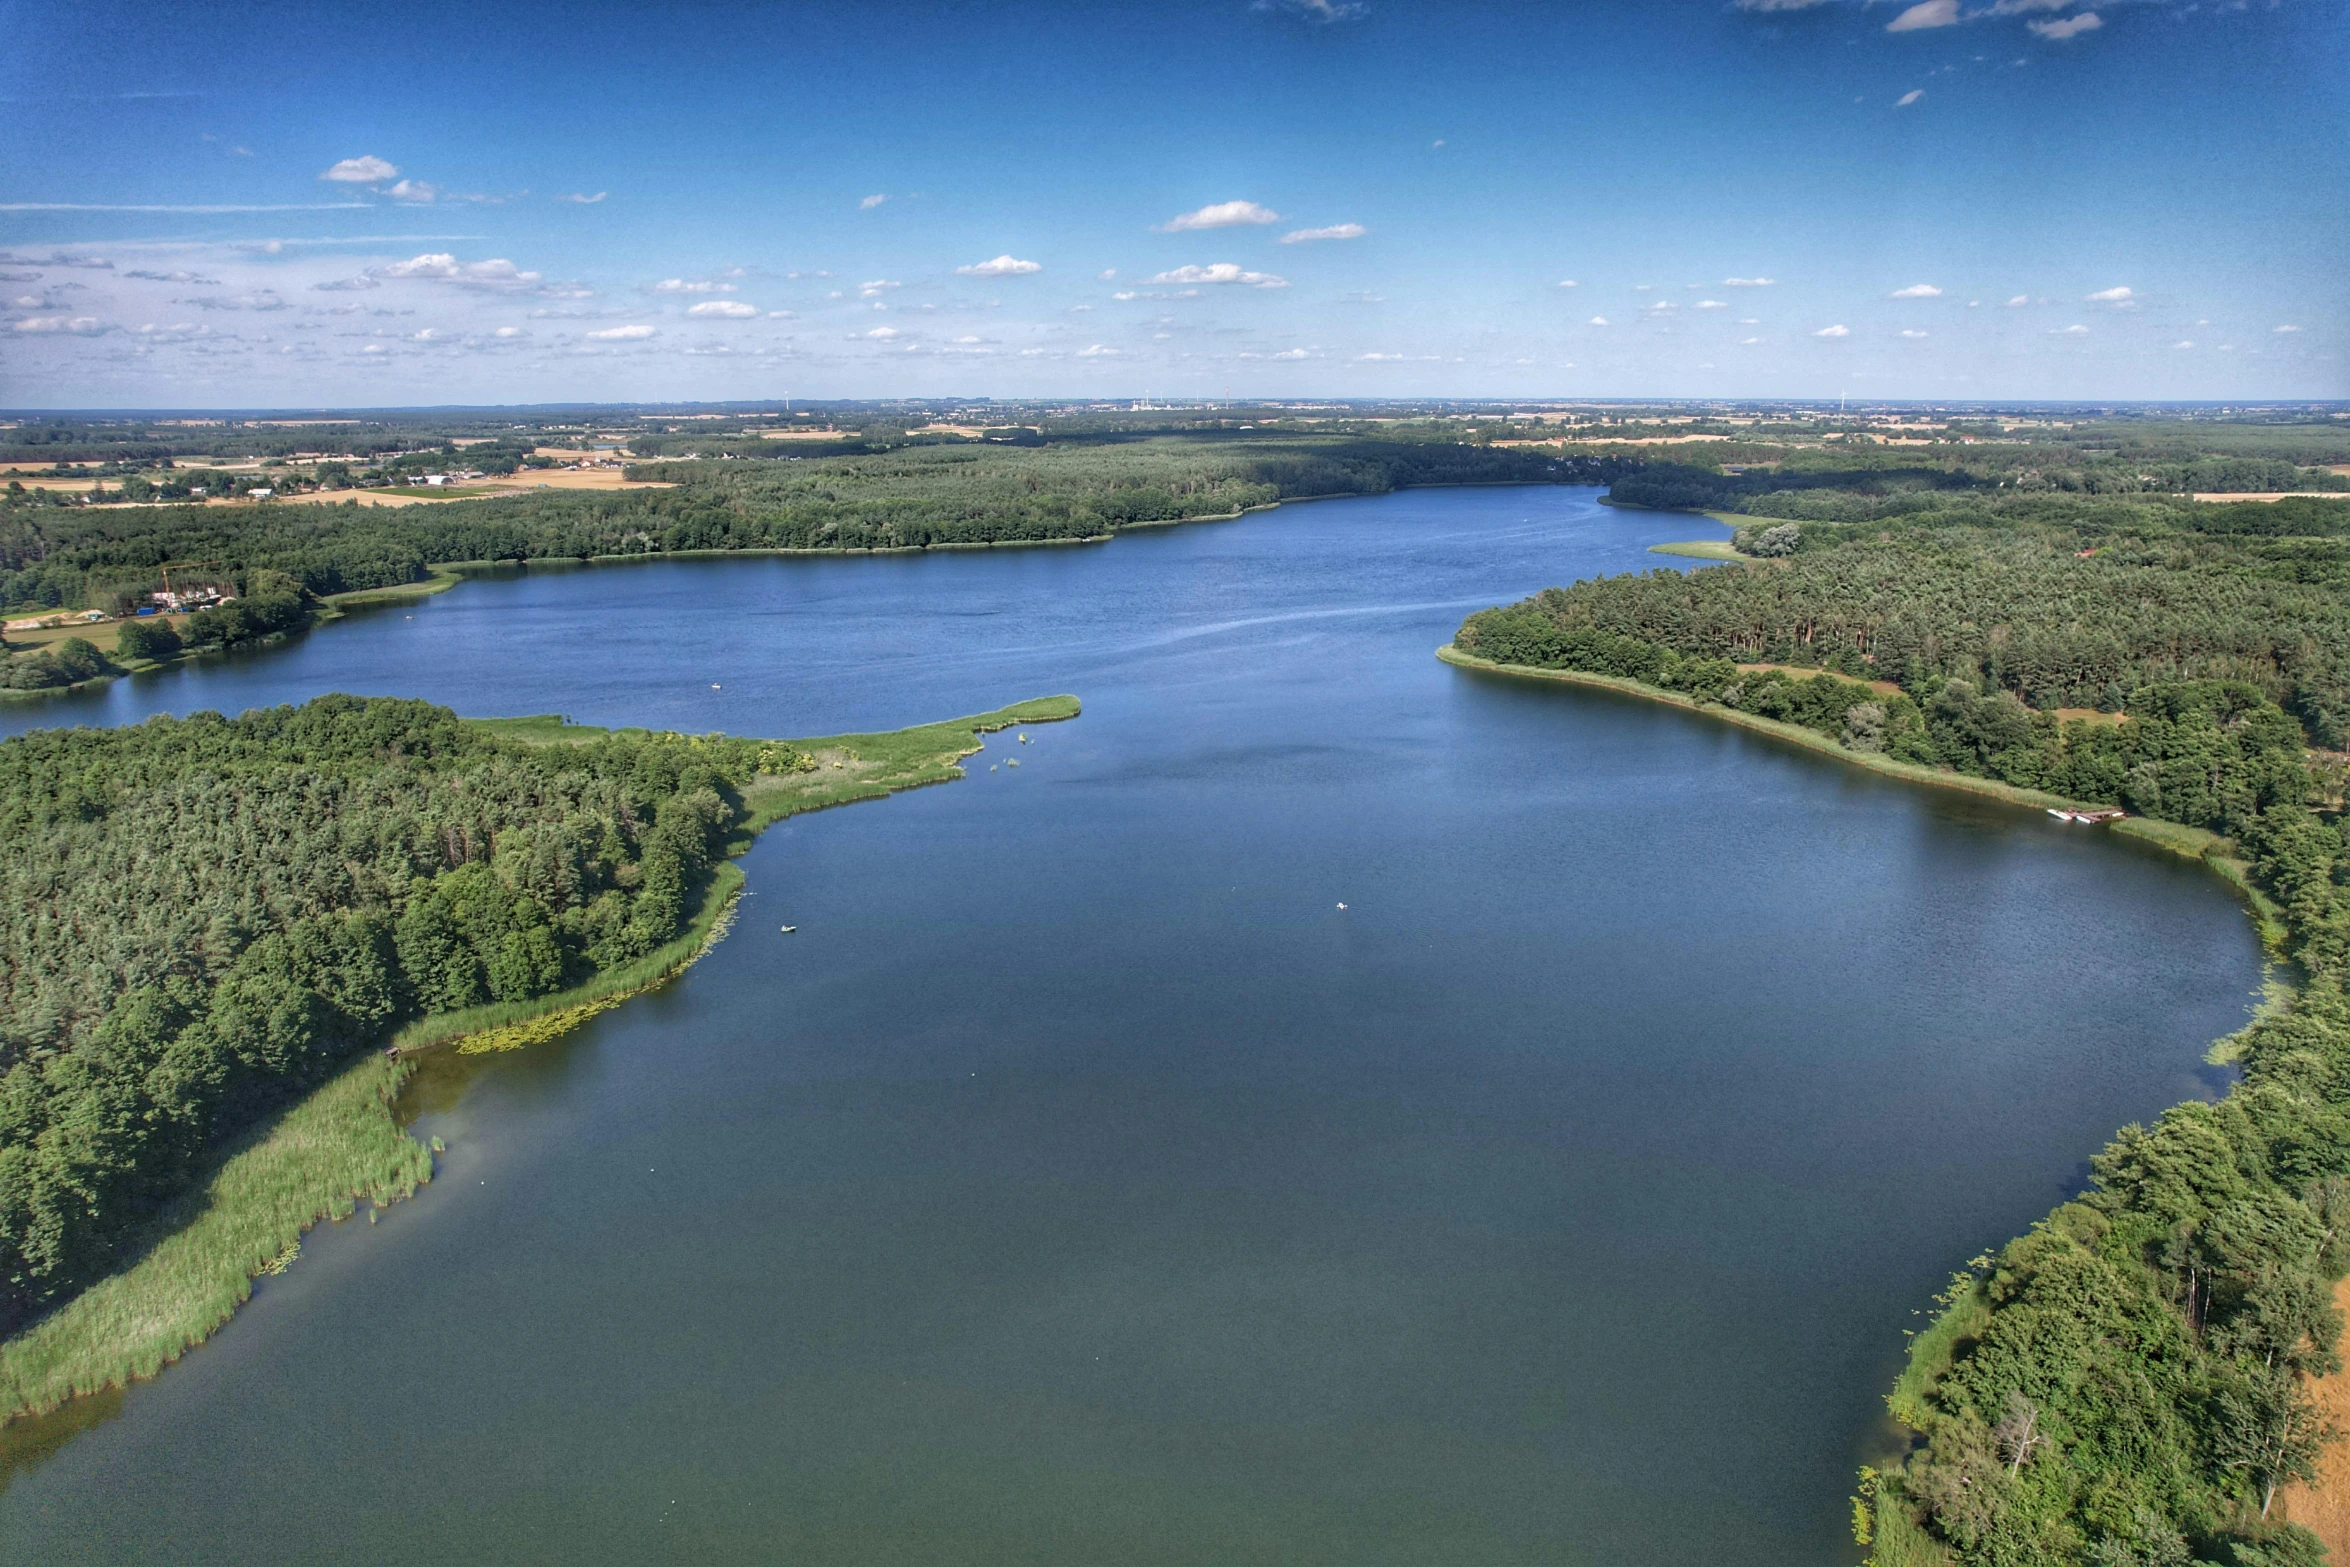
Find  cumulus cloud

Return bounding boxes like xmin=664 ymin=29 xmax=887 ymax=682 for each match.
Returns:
xmin=1077 ymin=343 xmax=1120 ymax=357
xmin=648 ymin=277 xmax=737 ymax=294
xmin=860 ymin=194 xmax=888 ymax=209
xmin=858 ymin=279 xmax=902 ymax=297
xmin=312 ymin=276 xmax=382 ymax=292
xmin=559 ymin=191 xmax=607 ymax=204
xmin=1733 ymin=0 xmax=1831 ymax=9
xmin=1889 ymin=283 xmax=1943 ymax=298
xmin=385 ymin=179 xmax=437 ymax=203
xmin=2030 ymin=11 xmax=2101 ymax=38
xmin=1279 ymin=223 xmax=1365 ymax=244
xmin=688 ymin=300 xmax=759 ymax=318
xmin=2173 ymin=340 xmax=2195 ymax=349
xmin=1555 ymin=279 xmax=1579 ymax=289
xmin=1886 ymin=0 xmax=1958 ymax=30
xmin=2274 ymin=324 xmax=2302 ymax=334
xmin=1156 ymin=200 xmax=1280 ymax=232
xmin=125 ymin=269 xmax=219 ymax=284
xmin=1143 ymin=263 xmax=1288 ymax=289
xmin=377 ymin=253 xmax=543 ymax=288
xmin=320 ymin=155 xmax=398 ymax=183
xmin=11 ymin=315 xmax=110 ymax=336
xmin=2051 ymin=323 xmax=2090 ymax=335
xmin=1271 ymin=347 xmax=1315 ymax=359
xmin=2085 ymin=285 xmax=2132 ymax=302
xmin=1723 ymin=277 xmax=1777 ymax=288
xmin=1900 ymin=329 xmax=1929 ymax=338
xmin=2005 ymin=294 xmax=2031 ymax=306
xmin=862 ymin=326 xmax=901 ymax=340
xmin=1897 ymin=89 xmax=1925 ymax=106
xmin=587 ymin=324 xmax=655 ymax=340
xmin=1694 ymin=299 xmax=1727 ymax=309
xmin=956 ymin=254 xmax=1042 ymax=277
xmin=1588 ymin=316 xmax=1609 ymax=327
xmin=494 ymin=326 xmax=524 ymax=338
xmin=1813 ymin=323 xmax=1850 ymax=337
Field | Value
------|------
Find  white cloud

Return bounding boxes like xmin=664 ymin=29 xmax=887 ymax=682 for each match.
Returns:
xmin=862 ymin=326 xmax=901 ymax=340
xmin=2274 ymin=324 xmax=2302 ymax=334
xmin=2173 ymin=340 xmax=2195 ymax=349
xmin=1734 ymin=0 xmax=1832 ymax=10
xmin=858 ymin=279 xmax=902 ymax=297
xmin=2030 ymin=11 xmax=2101 ymax=39
xmin=124 ymin=269 xmax=219 ymax=284
xmin=321 ymin=155 xmax=398 ymax=183
xmin=649 ymin=277 xmax=737 ymax=294
xmin=766 ymin=309 xmax=796 ymax=319
xmin=385 ymin=179 xmax=437 ymax=203
xmin=1077 ymin=343 xmax=1120 ymax=357
xmin=1889 ymin=283 xmax=1943 ymax=298
xmin=1897 ymin=90 xmax=1925 ymax=106
xmin=1143 ymin=263 xmax=1288 ymax=289
xmin=1900 ymin=329 xmax=1929 ymax=338
xmin=587 ymin=324 xmax=655 ymax=340
xmin=1156 ymin=200 xmax=1280 ymax=232
xmin=1588 ymin=316 xmax=1609 ymax=327
xmin=1555 ymin=279 xmax=1579 ymax=289
xmin=956 ymin=254 xmax=1042 ymax=277
xmin=860 ymin=194 xmax=888 ymax=210
xmin=1694 ymin=299 xmax=1727 ymax=310
xmin=688 ymin=300 xmax=759 ymax=318
xmin=1723 ymin=277 xmax=1777 ymax=288
xmin=1279 ymin=223 xmax=1365 ymax=244
xmin=2086 ymin=285 xmax=2132 ymax=302
xmin=1271 ymin=347 xmax=1315 ymax=359
xmin=559 ymin=191 xmax=607 ymax=205
xmin=12 ymin=315 xmax=110 ymax=335
xmin=377 ymin=253 xmax=543 ymax=287
xmin=1739 ymin=337 xmax=1763 ymax=345
xmin=1097 ymin=269 xmax=1118 ymax=281
xmin=494 ymin=326 xmax=524 ymax=338
xmin=2051 ymin=323 xmax=2089 ymax=335
xmin=1813 ymin=324 xmax=1850 ymax=337
xmin=1887 ymin=0 xmax=1958 ymax=30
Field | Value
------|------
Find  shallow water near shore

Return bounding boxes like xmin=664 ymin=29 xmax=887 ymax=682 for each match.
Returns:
xmin=0 ymin=488 xmax=2263 ymax=1563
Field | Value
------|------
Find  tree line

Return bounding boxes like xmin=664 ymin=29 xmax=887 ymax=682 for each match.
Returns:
xmin=0 ymin=695 xmax=813 ymax=1332
xmin=0 ymin=437 xmax=1613 ymax=614
xmin=1455 ymin=498 xmax=2350 ymax=1565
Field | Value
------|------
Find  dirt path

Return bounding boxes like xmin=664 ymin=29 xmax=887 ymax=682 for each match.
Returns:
xmin=2279 ymin=1276 xmax=2350 ymax=1557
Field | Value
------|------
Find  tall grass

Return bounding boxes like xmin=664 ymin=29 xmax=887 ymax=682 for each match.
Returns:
xmin=0 ymin=1053 xmax=430 ymax=1422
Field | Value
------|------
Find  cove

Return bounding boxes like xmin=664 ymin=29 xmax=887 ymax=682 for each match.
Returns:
xmin=0 ymin=487 xmax=2265 ymax=1564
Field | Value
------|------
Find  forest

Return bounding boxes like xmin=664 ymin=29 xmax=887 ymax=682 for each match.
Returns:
xmin=1456 ymin=462 xmax=2350 ymax=1566
xmin=0 ymin=695 xmax=813 ymax=1333
xmin=0 ymin=434 xmax=1603 ymax=618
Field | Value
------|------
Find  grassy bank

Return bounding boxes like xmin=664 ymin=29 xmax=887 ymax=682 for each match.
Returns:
xmin=0 ymin=695 xmax=1078 ymax=1425
xmin=0 ymin=1052 xmax=429 ymax=1424
xmin=1437 ymin=644 xmax=2274 ymax=928
xmin=1646 ymin=539 xmax=1743 ymax=561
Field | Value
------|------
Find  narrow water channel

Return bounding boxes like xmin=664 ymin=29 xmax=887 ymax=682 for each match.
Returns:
xmin=0 ymin=488 xmax=2262 ymax=1564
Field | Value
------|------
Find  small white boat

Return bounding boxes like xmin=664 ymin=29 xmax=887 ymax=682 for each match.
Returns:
xmin=780 ymin=925 xmax=797 ymax=933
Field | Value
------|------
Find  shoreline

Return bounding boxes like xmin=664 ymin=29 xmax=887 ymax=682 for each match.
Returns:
xmin=0 ymin=696 xmax=1079 ymax=1431
xmin=1435 ymin=644 xmax=2278 ymax=931
xmin=0 ymin=478 xmax=1597 ymax=709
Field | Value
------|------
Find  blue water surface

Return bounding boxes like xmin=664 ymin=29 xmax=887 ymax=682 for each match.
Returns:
xmin=0 ymin=489 xmax=2263 ymax=1565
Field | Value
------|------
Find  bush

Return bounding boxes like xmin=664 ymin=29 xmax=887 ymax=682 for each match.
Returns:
xmin=115 ymin=618 xmax=182 ymax=662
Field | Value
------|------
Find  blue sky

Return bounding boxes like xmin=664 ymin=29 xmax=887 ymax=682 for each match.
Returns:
xmin=2 ymin=0 xmax=2342 ymax=406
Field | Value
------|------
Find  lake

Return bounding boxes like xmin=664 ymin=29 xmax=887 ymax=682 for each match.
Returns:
xmin=0 ymin=487 xmax=2264 ymax=1563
